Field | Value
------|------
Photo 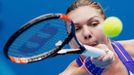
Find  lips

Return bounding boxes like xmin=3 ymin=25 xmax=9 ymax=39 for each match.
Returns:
xmin=83 ymin=41 xmax=98 ymax=47
xmin=89 ymin=43 xmax=98 ymax=46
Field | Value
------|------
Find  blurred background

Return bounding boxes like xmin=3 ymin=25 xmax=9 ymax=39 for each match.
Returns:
xmin=0 ymin=0 xmax=134 ymax=75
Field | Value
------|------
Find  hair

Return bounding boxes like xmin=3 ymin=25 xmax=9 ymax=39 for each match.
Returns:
xmin=66 ymin=0 xmax=106 ymax=19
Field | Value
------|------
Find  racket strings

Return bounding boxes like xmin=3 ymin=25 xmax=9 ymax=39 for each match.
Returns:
xmin=8 ymin=19 xmax=69 ymax=57
xmin=5 ymin=14 xmax=75 ymax=64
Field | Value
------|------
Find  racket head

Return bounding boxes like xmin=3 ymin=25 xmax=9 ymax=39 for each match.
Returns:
xmin=66 ymin=20 xmax=85 ymax=52
xmin=4 ymin=13 xmax=75 ymax=64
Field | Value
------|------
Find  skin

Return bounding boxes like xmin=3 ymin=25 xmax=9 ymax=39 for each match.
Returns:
xmin=59 ymin=6 xmax=134 ymax=75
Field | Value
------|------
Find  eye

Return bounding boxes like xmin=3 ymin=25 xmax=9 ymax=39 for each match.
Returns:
xmin=74 ymin=23 xmax=82 ymax=31
xmin=87 ymin=19 xmax=100 ymax=27
xmin=90 ymin=21 xmax=99 ymax=27
xmin=75 ymin=26 xmax=82 ymax=31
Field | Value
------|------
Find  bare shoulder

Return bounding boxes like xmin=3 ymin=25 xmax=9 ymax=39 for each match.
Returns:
xmin=118 ymin=39 xmax=134 ymax=58
xmin=118 ymin=39 xmax=134 ymax=48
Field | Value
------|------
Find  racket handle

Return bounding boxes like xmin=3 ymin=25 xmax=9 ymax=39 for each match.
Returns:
xmin=82 ymin=45 xmax=106 ymax=57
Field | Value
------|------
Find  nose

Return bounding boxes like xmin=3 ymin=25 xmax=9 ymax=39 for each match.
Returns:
xmin=82 ymin=25 xmax=92 ymax=40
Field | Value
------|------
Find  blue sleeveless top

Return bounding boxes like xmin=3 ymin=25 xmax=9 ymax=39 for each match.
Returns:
xmin=112 ymin=41 xmax=134 ymax=75
xmin=76 ymin=41 xmax=134 ymax=75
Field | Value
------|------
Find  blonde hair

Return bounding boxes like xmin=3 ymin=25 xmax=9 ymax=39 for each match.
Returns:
xmin=66 ymin=0 xmax=106 ymax=19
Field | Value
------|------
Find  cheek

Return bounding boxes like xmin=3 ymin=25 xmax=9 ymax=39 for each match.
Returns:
xmin=76 ymin=32 xmax=83 ymax=41
xmin=69 ymin=32 xmax=83 ymax=48
xmin=75 ymin=27 xmax=107 ymax=44
xmin=93 ymin=29 xmax=106 ymax=43
xmin=75 ymin=31 xmax=87 ymax=44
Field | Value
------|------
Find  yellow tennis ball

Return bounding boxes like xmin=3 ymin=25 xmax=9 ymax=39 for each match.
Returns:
xmin=102 ymin=16 xmax=123 ymax=38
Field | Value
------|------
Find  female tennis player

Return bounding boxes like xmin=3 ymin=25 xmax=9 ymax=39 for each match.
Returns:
xmin=60 ymin=0 xmax=134 ymax=75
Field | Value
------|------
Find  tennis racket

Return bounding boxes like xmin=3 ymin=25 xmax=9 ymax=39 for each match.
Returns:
xmin=4 ymin=13 xmax=105 ymax=64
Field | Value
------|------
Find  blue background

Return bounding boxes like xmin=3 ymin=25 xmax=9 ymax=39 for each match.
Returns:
xmin=0 ymin=0 xmax=134 ymax=75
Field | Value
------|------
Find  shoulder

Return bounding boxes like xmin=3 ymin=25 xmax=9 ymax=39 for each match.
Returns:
xmin=118 ymin=39 xmax=134 ymax=48
xmin=117 ymin=39 xmax=134 ymax=58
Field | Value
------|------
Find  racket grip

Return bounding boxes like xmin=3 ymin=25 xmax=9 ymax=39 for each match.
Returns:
xmin=82 ymin=45 xmax=106 ymax=58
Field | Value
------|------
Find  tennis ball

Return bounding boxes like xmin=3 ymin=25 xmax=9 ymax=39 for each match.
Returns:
xmin=102 ymin=16 xmax=123 ymax=38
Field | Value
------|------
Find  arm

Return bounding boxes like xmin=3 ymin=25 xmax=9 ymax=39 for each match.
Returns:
xmin=60 ymin=44 xmax=115 ymax=75
xmin=118 ymin=39 xmax=134 ymax=58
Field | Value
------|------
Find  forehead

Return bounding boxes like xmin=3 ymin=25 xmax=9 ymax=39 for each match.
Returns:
xmin=67 ymin=6 xmax=102 ymax=23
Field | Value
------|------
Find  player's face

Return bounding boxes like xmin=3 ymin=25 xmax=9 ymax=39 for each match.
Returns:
xmin=67 ymin=6 xmax=107 ymax=46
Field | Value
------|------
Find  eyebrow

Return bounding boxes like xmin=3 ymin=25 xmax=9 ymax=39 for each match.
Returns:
xmin=87 ymin=16 xmax=99 ymax=22
xmin=74 ymin=16 xmax=100 ymax=25
xmin=74 ymin=23 xmax=80 ymax=26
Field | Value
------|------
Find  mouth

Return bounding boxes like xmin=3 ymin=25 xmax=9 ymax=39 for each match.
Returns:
xmin=83 ymin=41 xmax=98 ymax=47
xmin=89 ymin=43 xmax=98 ymax=46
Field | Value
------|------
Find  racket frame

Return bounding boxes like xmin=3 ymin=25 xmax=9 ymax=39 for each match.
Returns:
xmin=4 ymin=13 xmax=84 ymax=64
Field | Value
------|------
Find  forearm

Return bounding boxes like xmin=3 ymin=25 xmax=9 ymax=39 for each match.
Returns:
xmin=59 ymin=67 xmax=77 ymax=75
xmin=70 ymin=65 xmax=92 ymax=75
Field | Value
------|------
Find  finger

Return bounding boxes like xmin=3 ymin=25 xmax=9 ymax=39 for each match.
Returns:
xmin=102 ymin=50 xmax=114 ymax=63
xmin=91 ymin=51 xmax=114 ymax=68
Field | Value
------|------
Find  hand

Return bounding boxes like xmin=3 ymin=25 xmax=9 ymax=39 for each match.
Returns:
xmin=90 ymin=44 xmax=115 ymax=68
